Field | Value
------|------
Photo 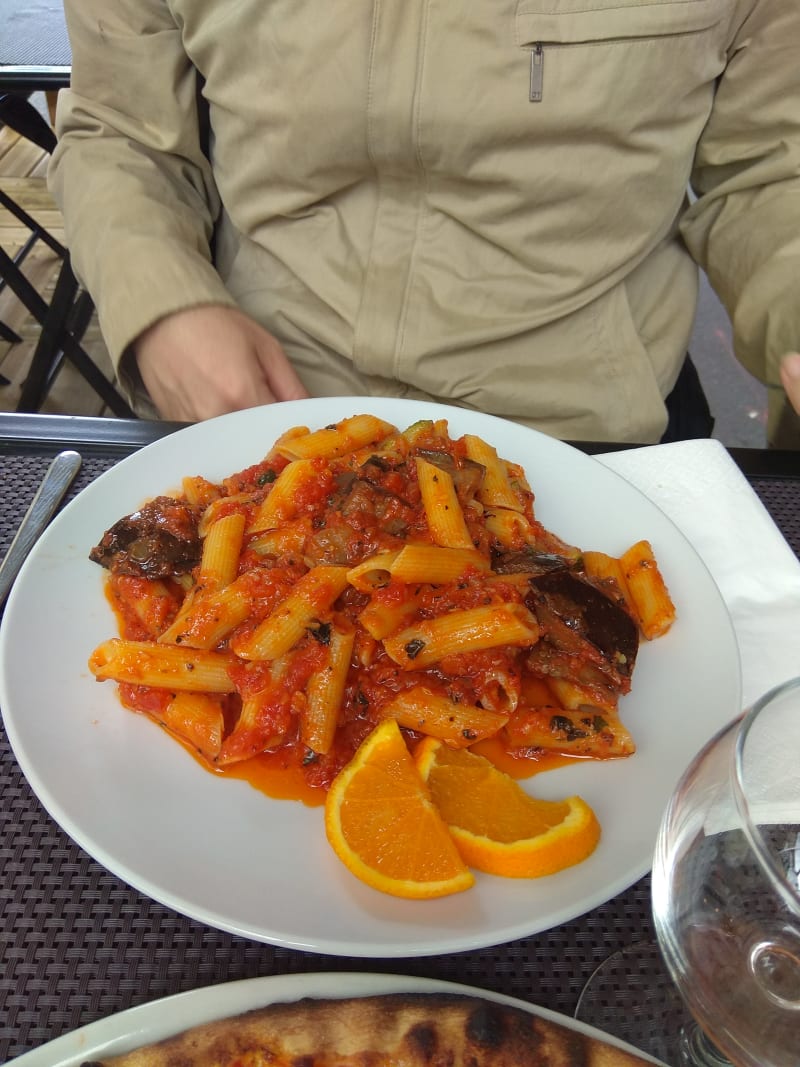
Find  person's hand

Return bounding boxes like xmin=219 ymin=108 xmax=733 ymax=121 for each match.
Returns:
xmin=134 ymin=305 xmax=309 ymax=422
xmin=780 ymin=353 xmax=800 ymax=416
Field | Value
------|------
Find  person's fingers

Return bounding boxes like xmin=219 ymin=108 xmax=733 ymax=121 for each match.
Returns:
xmin=137 ymin=338 xmax=274 ymax=421
xmin=134 ymin=306 xmax=307 ymax=421
xmin=779 ymin=352 xmax=800 ymax=416
xmin=254 ymin=337 xmax=310 ymax=402
xmin=141 ymin=358 xmax=277 ymax=422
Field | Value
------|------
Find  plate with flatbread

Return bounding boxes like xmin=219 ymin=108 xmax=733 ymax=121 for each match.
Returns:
xmin=9 ymin=972 xmax=667 ymax=1067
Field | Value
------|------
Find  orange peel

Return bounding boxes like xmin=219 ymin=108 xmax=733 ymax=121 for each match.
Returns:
xmin=324 ymin=720 xmax=474 ymax=899
xmin=415 ymin=737 xmax=601 ymax=878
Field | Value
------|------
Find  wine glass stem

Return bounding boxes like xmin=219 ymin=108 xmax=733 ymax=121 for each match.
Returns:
xmin=680 ymin=1023 xmax=732 ymax=1067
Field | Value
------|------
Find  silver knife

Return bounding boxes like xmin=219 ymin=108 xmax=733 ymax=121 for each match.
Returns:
xmin=0 ymin=449 xmax=83 ymax=609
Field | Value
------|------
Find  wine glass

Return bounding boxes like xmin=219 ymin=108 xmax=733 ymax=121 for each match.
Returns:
xmin=577 ymin=676 xmax=800 ymax=1066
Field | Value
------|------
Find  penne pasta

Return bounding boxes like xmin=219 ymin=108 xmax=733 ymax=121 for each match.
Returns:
xmin=462 ymin=434 xmax=524 ymax=511
xmin=108 ymin=575 xmax=181 ymax=639
xmin=182 ymin=474 xmax=220 ymax=509
xmin=620 ymin=539 xmax=676 ymax=640
xmin=233 ymin=565 xmax=350 ymax=661
xmin=157 ymin=575 xmax=252 ymax=650
xmin=198 ymin=511 xmax=246 ymax=590
xmin=388 ymin=544 xmax=490 ymax=584
xmin=582 ymin=549 xmax=641 ymax=627
xmin=302 ymin=626 xmax=355 ymax=755
xmin=247 ymin=459 xmax=320 ymax=533
xmin=276 ymin=414 xmax=395 ymax=460
xmin=379 ymin=685 xmax=509 ymax=747
xmin=346 ymin=550 xmax=402 ymax=593
xmin=504 ymin=705 xmax=636 ymax=758
xmin=249 ymin=518 xmax=310 ymax=559
xmin=198 ymin=492 xmax=257 ymax=537
xmin=475 ymin=663 xmax=522 ymax=715
xmin=383 ymin=603 xmax=540 ymax=670
xmin=547 ymin=677 xmax=618 ymax=717
xmin=89 ymin=638 xmax=237 ymax=692
xmin=215 ymin=651 xmax=302 ymax=765
xmin=484 ymin=508 xmax=537 ymax=549
xmin=415 ymin=457 xmax=474 ymax=549
xmin=217 ymin=694 xmax=291 ymax=765
xmin=160 ymin=692 xmax=225 ymax=760
xmin=358 ymin=587 xmax=427 ymax=641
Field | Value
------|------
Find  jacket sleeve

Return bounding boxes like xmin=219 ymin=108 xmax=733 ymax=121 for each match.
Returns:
xmin=48 ymin=1 xmax=237 ymax=380
xmin=679 ymin=0 xmax=800 ymax=396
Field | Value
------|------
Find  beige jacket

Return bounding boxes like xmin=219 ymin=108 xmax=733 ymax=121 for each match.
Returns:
xmin=49 ymin=0 xmax=800 ymax=442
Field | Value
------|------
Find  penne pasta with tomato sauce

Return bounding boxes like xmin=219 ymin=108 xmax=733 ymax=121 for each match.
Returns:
xmin=87 ymin=415 xmax=676 ymax=801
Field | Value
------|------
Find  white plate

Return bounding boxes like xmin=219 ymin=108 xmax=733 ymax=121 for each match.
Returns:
xmin=9 ymin=971 xmax=666 ymax=1067
xmin=0 ymin=398 xmax=741 ymax=957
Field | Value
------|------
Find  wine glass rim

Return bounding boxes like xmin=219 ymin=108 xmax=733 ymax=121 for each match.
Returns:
xmin=734 ymin=676 xmax=800 ymax=917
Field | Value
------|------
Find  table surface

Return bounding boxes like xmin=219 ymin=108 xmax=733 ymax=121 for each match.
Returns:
xmin=0 ymin=0 xmax=71 ymax=90
xmin=1 ymin=414 xmax=798 ymax=1067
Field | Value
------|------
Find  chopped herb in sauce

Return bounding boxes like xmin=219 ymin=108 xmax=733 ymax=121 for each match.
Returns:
xmin=550 ymin=714 xmax=587 ymax=740
xmin=308 ymin=621 xmax=332 ymax=645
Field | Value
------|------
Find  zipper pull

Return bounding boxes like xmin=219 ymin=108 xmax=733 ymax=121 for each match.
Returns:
xmin=529 ymin=43 xmax=544 ymax=102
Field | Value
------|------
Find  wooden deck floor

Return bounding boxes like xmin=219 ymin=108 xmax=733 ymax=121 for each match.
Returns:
xmin=0 ymin=119 xmax=114 ymax=416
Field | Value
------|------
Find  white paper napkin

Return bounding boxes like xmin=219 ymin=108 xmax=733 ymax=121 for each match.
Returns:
xmin=597 ymin=439 xmax=800 ymax=708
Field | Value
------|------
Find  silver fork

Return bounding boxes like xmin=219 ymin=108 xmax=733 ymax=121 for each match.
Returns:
xmin=0 ymin=449 xmax=82 ymax=608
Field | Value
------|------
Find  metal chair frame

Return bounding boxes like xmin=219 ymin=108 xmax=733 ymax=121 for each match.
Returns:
xmin=0 ymin=92 xmax=135 ymax=417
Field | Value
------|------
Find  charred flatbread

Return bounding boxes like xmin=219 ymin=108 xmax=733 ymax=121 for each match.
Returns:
xmin=80 ymin=992 xmax=655 ymax=1066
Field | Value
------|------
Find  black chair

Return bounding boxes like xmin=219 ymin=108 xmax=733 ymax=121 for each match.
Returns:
xmin=0 ymin=92 xmax=135 ymax=416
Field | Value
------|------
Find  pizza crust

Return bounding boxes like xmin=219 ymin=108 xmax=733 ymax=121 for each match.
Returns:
xmin=81 ymin=992 xmax=655 ymax=1067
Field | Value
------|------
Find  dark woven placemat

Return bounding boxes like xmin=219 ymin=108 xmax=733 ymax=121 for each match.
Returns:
xmin=1 ymin=452 xmax=797 ymax=1065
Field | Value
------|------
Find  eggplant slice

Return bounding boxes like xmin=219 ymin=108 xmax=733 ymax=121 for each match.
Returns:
xmin=525 ymin=569 xmax=639 ymax=680
xmin=89 ymin=496 xmax=202 ymax=578
xmin=491 ymin=546 xmax=576 ymax=578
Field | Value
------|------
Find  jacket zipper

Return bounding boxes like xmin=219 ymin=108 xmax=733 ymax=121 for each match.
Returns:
xmin=529 ymin=43 xmax=544 ymax=102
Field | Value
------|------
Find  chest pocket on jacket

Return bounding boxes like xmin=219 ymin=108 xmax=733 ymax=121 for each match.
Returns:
xmin=516 ymin=0 xmax=726 ymax=42
xmin=515 ymin=0 xmax=729 ymax=103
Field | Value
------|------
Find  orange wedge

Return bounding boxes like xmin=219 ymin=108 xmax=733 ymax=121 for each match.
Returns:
xmin=415 ymin=738 xmax=601 ymax=878
xmin=324 ymin=719 xmax=475 ymax=900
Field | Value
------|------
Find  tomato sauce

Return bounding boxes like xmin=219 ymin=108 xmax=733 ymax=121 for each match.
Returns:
xmin=195 ymin=728 xmax=566 ymax=806
xmin=213 ymin=746 xmax=325 ymax=807
xmin=469 ymin=736 xmax=576 ymax=779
